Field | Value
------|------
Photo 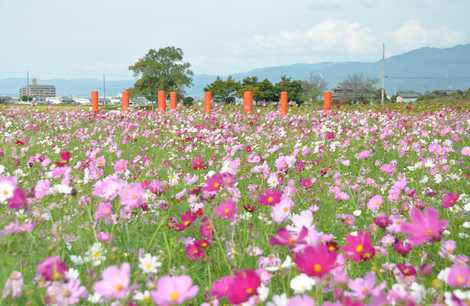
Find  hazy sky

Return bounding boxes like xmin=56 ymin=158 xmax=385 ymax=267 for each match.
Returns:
xmin=1 ymin=0 xmax=468 ymax=78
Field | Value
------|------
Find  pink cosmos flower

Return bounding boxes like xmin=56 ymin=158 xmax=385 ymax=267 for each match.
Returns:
xmin=215 ymin=199 xmax=237 ymax=220
xmin=270 ymin=227 xmax=308 ymax=248
xmin=462 ymin=146 xmax=470 ymax=156
xmin=294 ymin=244 xmax=337 ymax=277
xmin=113 ymin=159 xmax=128 ymax=174
xmin=37 ymin=256 xmax=68 ymax=281
xmin=45 ymin=279 xmax=87 ymax=305
xmin=342 ymin=231 xmax=376 ymax=262
xmin=226 ymin=270 xmax=261 ymax=305
xmin=95 ymin=202 xmax=113 ymax=221
xmin=151 ymin=275 xmax=198 ymax=306
xmin=287 ymin=295 xmax=315 ymax=306
xmin=380 ymin=162 xmax=396 ymax=175
xmin=119 ymin=183 xmax=145 ymax=209
xmin=97 ymin=232 xmax=113 ymax=242
xmin=93 ymin=176 xmax=124 ymax=201
xmin=271 ymin=196 xmax=293 ymax=223
xmin=400 ymin=207 xmax=448 ymax=245
xmin=347 ymin=272 xmax=385 ymax=300
xmin=34 ymin=179 xmax=50 ymax=199
xmin=0 ymin=221 xmax=35 ymax=236
xmin=367 ymin=195 xmax=383 ymax=212
xmin=356 ymin=150 xmax=372 ymax=160
xmin=93 ymin=263 xmax=131 ymax=300
xmin=258 ymin=189 xmax=282 ymax=206
xmin=447 ymin=264 xmax=470 ymax=288
xmin=442 ymin=192 xmax=459 ymax=208
xmin=2 ymin=271 xmax=23 ymax=299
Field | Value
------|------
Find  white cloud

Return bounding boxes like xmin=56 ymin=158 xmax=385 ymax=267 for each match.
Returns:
xmin=253 ymin=19 xmax=378 ymax=56
xmin=392 ymin=19 xmax=465 ymax=50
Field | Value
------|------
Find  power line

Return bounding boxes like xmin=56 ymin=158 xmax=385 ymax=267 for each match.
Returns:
xmin=386 ymin=76 xmax=470 ymax=80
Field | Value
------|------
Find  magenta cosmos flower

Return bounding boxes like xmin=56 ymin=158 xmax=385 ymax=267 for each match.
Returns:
xmin=151 ymin=275 xmax=198 ymax=306
xmin=258 ymin=189 xmax=282 ymax=206
xmin=342 ymin=231 xmax=376 ymax=262
xmin=294 ymin=244 xmax=337 ymax=277
xmin=226 ymin=269 xmax=261 ymax=305
xmin=204 ymin=174 xmax=224 ymax=193
xmin=210 ymin=276 xmax=234 ymax=299
xmin=7 ymin=187 xmax=28 ymax=210
xmin=442 ymin=192 xmax=459 ymax=208
xmin=215 ymin=199 xmax=237 ymax=220
xmin=93 ymin=263 xmax=131 ymax=300
xmin=37 ymin=256 xmax=68 ymax=281
xmin=400 ymin=207 xmax=448 ymax=245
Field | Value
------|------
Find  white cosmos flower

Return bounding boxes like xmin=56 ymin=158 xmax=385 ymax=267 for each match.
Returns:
xmin=138 ymin=253 xmax=162 ymax=274
xmin=290 ymin=273 xmax=316 ymax=294
xmin=267 ymin=294 xmax=288 ymax=306
xmin=0 ymin=178 xmax=16 ymax=203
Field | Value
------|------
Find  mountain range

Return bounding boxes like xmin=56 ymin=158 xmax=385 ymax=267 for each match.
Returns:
xmin=1 ymin=44 xmax=469 ymax=98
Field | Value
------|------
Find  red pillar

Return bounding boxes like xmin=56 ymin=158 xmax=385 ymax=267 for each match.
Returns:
xmin=157 ymin=90 xmax=166 ymax=112
xmin=244 ymin=91 xmax=253 ymax=114
xmin=91 ymin=90 xmax=99 ymax=113
xmin=204 ymin=91 xmax=212 ymax=114
xmin=121 ymin=90 xmax=129 ymax=112
xmin=170 ymin=91 xmax=177 ymax=111
xmin=280 ymin=91 xmax=288 ymax=115
xmin=323 ymin=91 xmax=332 ymax=115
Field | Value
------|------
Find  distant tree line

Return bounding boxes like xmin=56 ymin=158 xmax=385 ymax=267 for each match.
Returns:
xmin=204 ymin=74 xmax=327 ymax=105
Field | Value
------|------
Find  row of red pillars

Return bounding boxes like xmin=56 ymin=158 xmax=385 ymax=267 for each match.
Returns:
xmin=91 ymin=90 xmax=333 ymax=115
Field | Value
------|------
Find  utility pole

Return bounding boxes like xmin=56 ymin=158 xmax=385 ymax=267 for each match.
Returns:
xmin=26 ymin=71 xmax=30 ymax=101
xmin=381 ymin=43 xmax=385 ymax=104
xmin=103 ymin=74 xmax=106 ymax=108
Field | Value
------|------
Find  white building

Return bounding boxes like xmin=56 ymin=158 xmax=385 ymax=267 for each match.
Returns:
xmin=396 ymin=91 xmax=421 ymax=103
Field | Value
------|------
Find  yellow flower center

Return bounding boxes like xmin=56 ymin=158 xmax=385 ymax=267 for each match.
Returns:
xmin=246 ymin=287 xmax=254 ymax=294
xmin=224 ymin=208 xmax=230 ymax=215
xmin=114 ymin=283 xmax=124 ymax=292
xmin=213 ymin=181 xmax=220 ymax=188
xmin=130 ymin=192 xmax=138 ymax=200
xmin=363 ymin=252 xmax=371 ymax=258
xmin=267 ymin=196 xmax=273 ymax=203
xmin=170 ymin=291 xmax=180 ymax=301
xmin=457 ymin=275 xmax=465 ymax=284
xmin=355 ymin=244 xmax=364 ymax=253
xmin=313 ymin=264 xmax=322 ymax=273
xmin=283 ymin=206 xmax=289 ymax=212
xmin=52 ymin=271 xmax=62 ymax=281
xmin=425 ymin=229 xmax=433 ymax=236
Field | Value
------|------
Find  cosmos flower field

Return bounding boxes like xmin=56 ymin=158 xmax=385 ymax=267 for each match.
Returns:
xmin=0 ymin=102 xmax=469 ymax=306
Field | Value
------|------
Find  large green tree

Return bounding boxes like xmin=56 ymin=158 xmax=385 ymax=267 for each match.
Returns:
xmin=129 ymin=47 xmax=193 ymax=100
